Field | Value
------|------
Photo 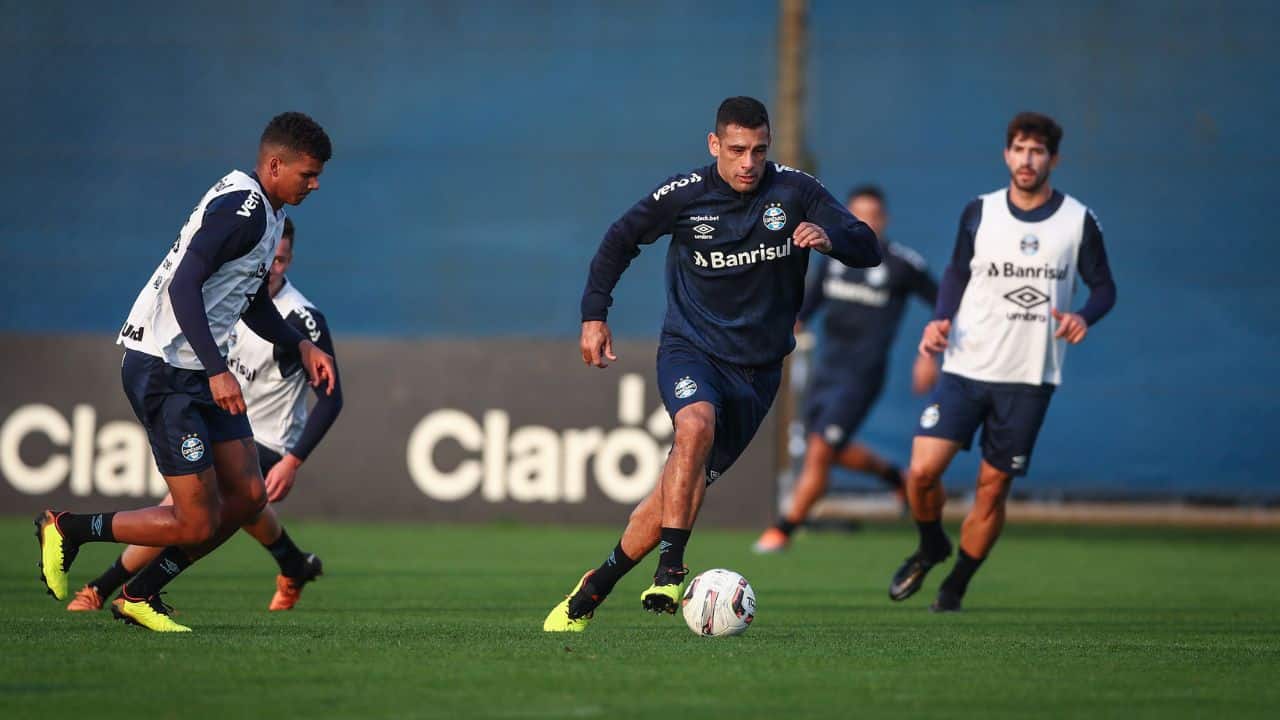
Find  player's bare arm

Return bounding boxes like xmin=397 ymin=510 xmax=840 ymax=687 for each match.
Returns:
xmin=919 ymin=318 xmax=951 ymax=356
xmin=911 ymin=352 xmax=940 ymax=394
xmin=580 ymin=320 xmax=617 ymax=369
xmin=791 ymin=221 xmax=832 ymax=253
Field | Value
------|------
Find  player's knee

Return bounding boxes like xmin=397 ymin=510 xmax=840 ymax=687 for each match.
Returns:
xmin=245 ymin=477 xmax=268 ymax=515
xmin=175 ymin=513 xmax=218 ymax=545
xmin=806 ymin=434 xmax=837 ymax=460
xmin=975 ymin=476 xmax=1012 ymax=507
xmin=906 ymin=462 xmax=942 ymax=489
xmin=672 ymin=407 xmax=714 ymax=451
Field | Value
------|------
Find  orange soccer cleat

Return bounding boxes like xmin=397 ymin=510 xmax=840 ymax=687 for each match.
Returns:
xmin=66 ymin=585 xmax=105 ymax=611
xmin=751 ymin=527 xmax=791 ymax=554
xmin=268 ymin=553 xmax=323 ymax=611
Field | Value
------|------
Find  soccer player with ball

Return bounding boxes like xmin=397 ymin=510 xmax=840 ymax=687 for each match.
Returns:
xmin=543 ymin=96 xmax=881 ymax=632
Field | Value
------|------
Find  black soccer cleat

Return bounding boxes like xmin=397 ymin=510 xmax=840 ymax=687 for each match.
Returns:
xmin=888 ymin=540 xmax=952 ymax=602
xmin=929 ymin=588 xmax=963 ymax=613
xmin=566 ymin=576 xmax=606 ymax=620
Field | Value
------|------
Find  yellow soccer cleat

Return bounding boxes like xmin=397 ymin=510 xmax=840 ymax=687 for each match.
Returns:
xmin=641 ymin=566 xmax=688 ymax=615
xmin=542 ymin=571 xmax=596 ymax=632
xmin=111 ymin=595 xmax=192 ymax=633
xmin=34 ymin=510 xmax=78 ymax=601
xmin=66 ymin=585 xmax=105 ymax=612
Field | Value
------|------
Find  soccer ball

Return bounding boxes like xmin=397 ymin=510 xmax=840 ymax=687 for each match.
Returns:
xmin=681 ymin=568 xmax=756 ymax=637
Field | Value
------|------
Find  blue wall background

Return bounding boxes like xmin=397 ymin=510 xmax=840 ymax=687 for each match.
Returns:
xmin=2 ymin=1 xmax=1276 ymax=499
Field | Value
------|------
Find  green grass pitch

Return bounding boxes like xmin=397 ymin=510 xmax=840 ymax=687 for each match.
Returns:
xmin=2 ymin=517 xmax=1277 ymax=719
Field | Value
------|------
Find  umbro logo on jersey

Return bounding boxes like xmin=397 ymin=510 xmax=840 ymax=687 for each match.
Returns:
xmin=1003 ymin=286 xmax=1050 ymax=310
xmin=236 ymin=192 xmax=261 ymax=217
xmin=693 ymin=223 xmax=715 ymax=240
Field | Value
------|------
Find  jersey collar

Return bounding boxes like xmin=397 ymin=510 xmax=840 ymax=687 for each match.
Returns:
xmin=1005 ymin=189 xmax=1064 ymax=222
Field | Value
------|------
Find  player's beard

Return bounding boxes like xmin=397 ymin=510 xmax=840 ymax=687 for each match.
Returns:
xmin=1012 ymin=167 xmax=1049 ymax=194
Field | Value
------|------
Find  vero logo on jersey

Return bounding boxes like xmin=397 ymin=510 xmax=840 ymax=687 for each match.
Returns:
xmin=236 ymin=192 xmax=261 ymax=217
xmin=295 ymin=306 xmax=322 ymax=342
xmin=652 ymin=173 xmax=702 ymax=202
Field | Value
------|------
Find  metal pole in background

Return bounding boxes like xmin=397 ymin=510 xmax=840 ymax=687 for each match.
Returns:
xmin=774 ymin=0 xmax=811 ymax=504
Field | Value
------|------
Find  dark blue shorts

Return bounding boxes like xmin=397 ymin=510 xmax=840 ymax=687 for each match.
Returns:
xmin=915 ymin=372 xmax=1055 ymax=476
xmin=656 ymin=334 xmax=782 ymax=485
xmin=121 ymin=350 xmax=253 ymax=476
xmin=803 ymin=366 xmax=887 ymax=448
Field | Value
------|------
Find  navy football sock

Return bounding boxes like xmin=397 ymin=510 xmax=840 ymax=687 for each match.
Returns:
xmin=940 ymin=549 xmax=985 ymax=597
xmin=55 ymin=512 xmax=116 ymax=544
xmin=916 ymin=519 xmax=949 ymax=560
xmin=656 ymin=527 xmax=691 ymax=581
xmin=88 ymin=555 xmax=133 ymax=597
xmin=264 ymin=528 xmax=308 ymax=578
xmin=121 ymin=547 xmax=193 ymax=600
xmin=587 ymin=541 xmax=639 ymax=597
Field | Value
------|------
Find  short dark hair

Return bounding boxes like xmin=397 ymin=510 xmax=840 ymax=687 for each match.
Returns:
xmin=1006 ymin=112 xmax=1063 ymax=155
xmin=847 ymin=184 xmax=886 ymax=207
xmin=261 ymin=112 xmax=332 ymax=162
xmin=715 ymin=96 xmax=770 ymax=134
xmin=281 ymin=217 xmax=295 ymax=244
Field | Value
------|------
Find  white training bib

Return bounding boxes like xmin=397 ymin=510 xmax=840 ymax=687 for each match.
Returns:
xmin=118 ymin=170 xmax=286 ymax=370
xmin=227 ymin=281 xmax=320 ymax=456
xmin=943 ymin=189 xmax=1089 ymax=386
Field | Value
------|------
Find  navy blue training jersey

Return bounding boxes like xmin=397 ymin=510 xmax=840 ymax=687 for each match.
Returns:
xmin=581 ymin=162 xmax=881 ymax=366
xmin=799 ymin=239 xmax=938 ymax=373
